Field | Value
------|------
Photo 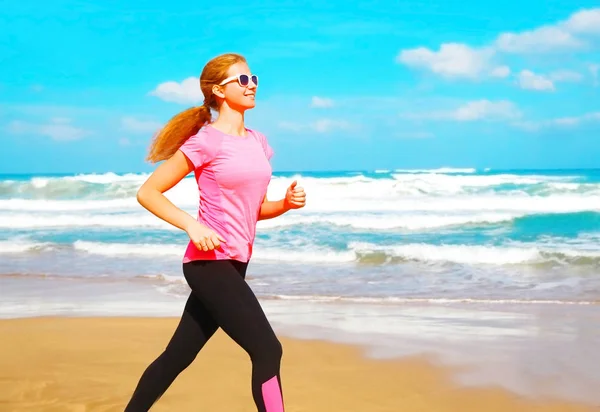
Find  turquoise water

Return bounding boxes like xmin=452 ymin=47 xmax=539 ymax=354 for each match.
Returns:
xmin=1 ymin=167 xmax=600 ymax=302
xmin=2 ymin=168 xmax=600 ymax=404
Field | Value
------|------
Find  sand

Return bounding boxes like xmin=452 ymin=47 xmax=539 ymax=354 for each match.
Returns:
xmin=0 ymin=316 xmax=596 ymax=412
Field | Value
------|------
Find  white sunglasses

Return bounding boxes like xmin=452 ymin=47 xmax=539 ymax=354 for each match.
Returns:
xmin=219 ymin=73 xmax=259 ymax=87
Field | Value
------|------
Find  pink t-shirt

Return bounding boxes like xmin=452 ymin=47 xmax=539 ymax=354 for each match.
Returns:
xmin=178 ymin=124 xmax=274 ymax=263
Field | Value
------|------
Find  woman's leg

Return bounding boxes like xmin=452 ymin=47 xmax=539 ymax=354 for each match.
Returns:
xmin=124 ymin=292 xmax=219 ymax=411
xmin=183 ymin=260 xmax=284 ymax=412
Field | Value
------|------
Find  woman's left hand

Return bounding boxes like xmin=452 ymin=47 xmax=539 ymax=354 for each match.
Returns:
xmin=284 ymin=180 xmax=306 ymax=210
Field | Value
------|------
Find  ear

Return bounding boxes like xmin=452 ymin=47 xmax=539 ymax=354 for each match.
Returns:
xmin=212 ymin=84 xmax=225 ymax=99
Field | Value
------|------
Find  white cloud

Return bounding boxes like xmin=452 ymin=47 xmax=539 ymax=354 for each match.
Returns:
xmin=495 ymin=8 xmax=600 ymax=54
xmin=7 ymin=118 xmax=89 ymax=141
xmin=312 ymin=119 xmax=352 ymax=133
xmin=278 ymin=118 xmax=354 ymax=133
xmin=149 ymin=77 xmax=203 ymax=104
xmin=121 ymin=116 xmax=163 ymax=134
xmin=452 ymin=100 xmax=521 ymax=121
xmin=553 ymin=117 xmax=581 ymax=126
xmin=490 ymin=65 xmax=511 ymax=78
xmin=397 ymin=8 xmax=600 ymax=81
xmin=512 ymin=69 xmax=581 ymax=91
xmin=402 ymin=100 xmax=521 ymax=122
xmin=514 ymin=111 xmax=600 ymax=132
xmin=518 ymin=70 xmax=555 ymax=91
xmin=397 ymin=43 xmax=495 ymax=78
xmin=495 ymin=26 xmax=583 ymax=54
xmin=119 ymin=138 xmax=131 ymax=146
xmin=563 ymin=112 xmax=600 ymax=124
xmin=563 ymin=8 xmax=600 ymax=34
xmin=549 ymin=70 xmax=583 ymax=82
xmin=277 ymin=121 xmax=304 ymax=133
xmin=311 ymin=96 xmax=334 ymax=108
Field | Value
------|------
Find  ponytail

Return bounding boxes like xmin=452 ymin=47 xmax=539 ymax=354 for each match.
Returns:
xmin=146 ymin=104 xmax=212 ymax=163
xmin=145 ymin=52 xmax=247 ymax=163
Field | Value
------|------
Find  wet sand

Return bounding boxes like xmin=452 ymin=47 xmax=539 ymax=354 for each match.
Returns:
xmin=0 ymin=316 xmax=596 ymax=412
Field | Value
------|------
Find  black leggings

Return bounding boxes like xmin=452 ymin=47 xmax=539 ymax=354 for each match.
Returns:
xmin=124 ymin=259 xmax=284 ymax=412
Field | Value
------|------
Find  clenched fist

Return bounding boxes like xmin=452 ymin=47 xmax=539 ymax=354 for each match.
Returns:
xmin=284 ymin=180 xmax=306 ymax=210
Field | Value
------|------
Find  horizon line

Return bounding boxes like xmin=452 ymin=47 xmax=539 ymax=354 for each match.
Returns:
xmin=1 ymin=167 xmax=600 ymax=176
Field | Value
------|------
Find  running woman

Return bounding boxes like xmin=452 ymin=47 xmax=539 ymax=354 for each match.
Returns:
xmin=124 ymin=52 xmax=306 ymax=412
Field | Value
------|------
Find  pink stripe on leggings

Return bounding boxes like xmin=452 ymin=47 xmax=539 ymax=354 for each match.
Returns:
xmin=261 ymin=376 xmax=284 ymax=412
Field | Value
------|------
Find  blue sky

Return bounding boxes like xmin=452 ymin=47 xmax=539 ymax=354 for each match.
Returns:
xmin=1 ymin=0 xmax=599 ymax=173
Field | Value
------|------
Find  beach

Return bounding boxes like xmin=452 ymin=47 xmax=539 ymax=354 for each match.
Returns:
xmin=1 ymin=316 xmax=597 ymax=412
xmin=3 ymin=0 xmax=600 ymax=408
xmin=2 ymin=168 xmax=600 ymax=410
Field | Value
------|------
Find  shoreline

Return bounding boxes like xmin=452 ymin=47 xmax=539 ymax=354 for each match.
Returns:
xmin=2 ymin=284 xmax=600 ymax=407
xmin=3 ymin=269 xmax=600 ymax=405
xmin=1 ymin=316 xmax=598 ymax=411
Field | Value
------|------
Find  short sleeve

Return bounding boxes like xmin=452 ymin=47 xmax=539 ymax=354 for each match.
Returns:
xmin=178 ymin=131 xmax=215 ymax=169
xmin=253 ymin=130 xmax=274 ymax=161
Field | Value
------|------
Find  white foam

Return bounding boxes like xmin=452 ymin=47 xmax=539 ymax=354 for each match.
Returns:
xmin=72 ymin=240 xmax=184 ymax=257
xmin=263 ymin=173 xmax=600 ymax=213
xmin=0 ymin=213 xmax=179 ymax=229
xmin=267 ymin=295 xmax=598 ymax=305
xmin=4 ymin=192 xmax=598 ymax=215
xmin=70 ymin=240 xmax=356 ymax=263
xmin=0 ymin=198 xmax=139 ymax=212
xmin=391 ymin=173 xmax=547 ymax=188
xmin=351 ymin=242 xmax=543 ymax=265
xmin=252 ymin=247 xmax=356 ymax=263
xmin=304 ymin=194 xmax=600 ymax=213
xmin=257 ymin=212 xmax=517 ymax=230
xmin=0 ymin=240 xmax=54 ymax=253
xmin=393 ymin=167 xmax=477 ymax=174
xmin=67 ymin=172 xmax=149 ymax=184
xmin=0 ymin=175 xmax=199 ymax=211
xmin=7 ymin=239 xmax=587 ymax=267
xmin=0 ymin=210 xmax=517 ymax=231
xmin=3 ymin=172 xmax=598 ymax=217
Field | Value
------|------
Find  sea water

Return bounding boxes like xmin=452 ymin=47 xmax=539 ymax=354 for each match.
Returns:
xmin=1 ymin=168 xmax=599 ymax=405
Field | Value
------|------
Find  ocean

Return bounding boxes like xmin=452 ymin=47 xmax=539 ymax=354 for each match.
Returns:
xmin=1 ymin=168 xmax=600 ymax=404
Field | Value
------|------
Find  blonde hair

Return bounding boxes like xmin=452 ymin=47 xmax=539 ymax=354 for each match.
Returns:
xmin=146 ymin=53 xmax=247 ymax=163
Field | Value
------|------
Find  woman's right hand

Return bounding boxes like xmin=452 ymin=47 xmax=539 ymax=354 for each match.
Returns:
xmin=185 ymin=221 xmax=226 ymax=252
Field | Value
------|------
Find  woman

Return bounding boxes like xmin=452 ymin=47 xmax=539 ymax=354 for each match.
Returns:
xmin=124 ymin=52 xmax=306 ymax=412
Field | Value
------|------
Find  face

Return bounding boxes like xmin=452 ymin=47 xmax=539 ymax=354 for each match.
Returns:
xmin=214 ymin=61 xmax=258 ymax=111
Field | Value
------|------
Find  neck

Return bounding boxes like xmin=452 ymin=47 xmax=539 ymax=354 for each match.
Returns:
xmin=211 ymin=105 xmax=246 ymax=137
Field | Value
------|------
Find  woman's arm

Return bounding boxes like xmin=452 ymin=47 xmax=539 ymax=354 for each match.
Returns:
xmin=258 ymin=197 xmax=290 ymax=220
xmin=258 ymin=180 xmax=306 ymax=220
xmin=136 ymin=150 xmax=198 ymax=232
